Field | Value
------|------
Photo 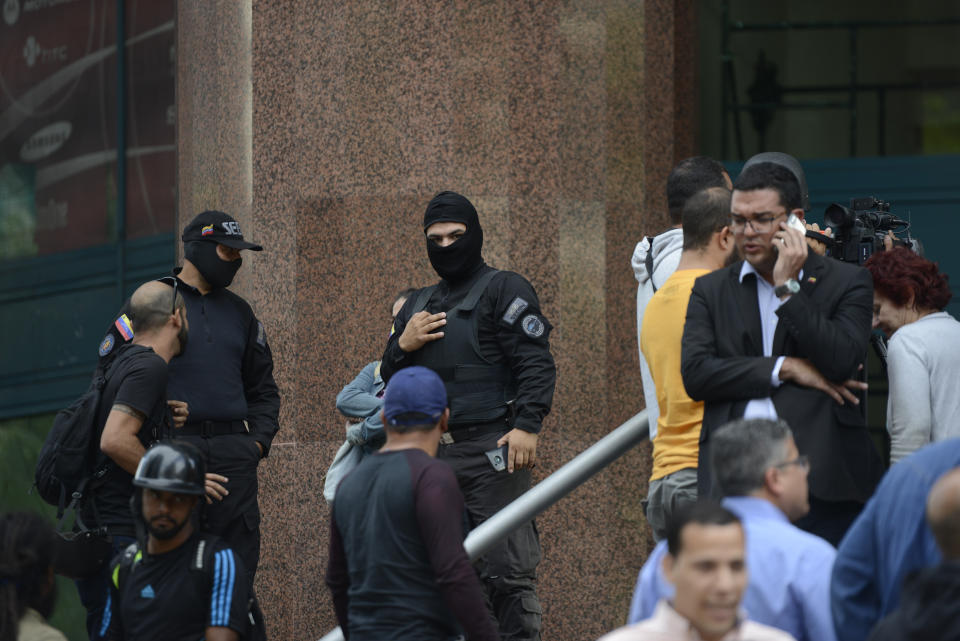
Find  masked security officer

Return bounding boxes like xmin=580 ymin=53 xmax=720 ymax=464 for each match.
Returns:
xmin=382 ymin=191 xmax=556 ymax=641
xmin=165 ymin=210 xmax=281 ymax=590
xmin=102 ymin=441 xmax=251 ymax=641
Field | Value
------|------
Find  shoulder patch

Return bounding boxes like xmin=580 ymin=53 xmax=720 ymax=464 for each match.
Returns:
xmin=502 ymin=296 xmax=529 ymax=325
xmin=114 ymin=314 xmax=134 ymax=340
xmin=521 ymin=314 xmax=545 ymax=338
xmin=256 ymin=322 xmax=266 ymax=347
xmin=99 ymin=334 xmax=115 ymax=357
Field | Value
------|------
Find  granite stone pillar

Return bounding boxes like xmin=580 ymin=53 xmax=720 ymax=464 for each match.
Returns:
xmin=176 ymin=2 xmax=696 ymax=639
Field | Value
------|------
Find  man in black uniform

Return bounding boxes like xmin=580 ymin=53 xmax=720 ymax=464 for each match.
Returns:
xmin=102 ymin=441 xmax=250 ymax=641
xmin=166 ymin=210 xmax=281 ymax=589
xmin=75 ymin=280 xmax=191 ymax=640
xmin=382 ymin=191 xmax=556 ymax=641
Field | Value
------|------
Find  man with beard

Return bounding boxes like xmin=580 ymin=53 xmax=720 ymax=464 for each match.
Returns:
xmin=641 ymin=187 xmax=737 ymax=541
xmin=75 ymin=280 xmax=196 ymax=640
xmin=102 ymin=442 xmax=250 ymax=641
xmin=165 ymin=210 xmax=281 ymax=590
xmin=382 ymin=191 xmax=556 ymax=640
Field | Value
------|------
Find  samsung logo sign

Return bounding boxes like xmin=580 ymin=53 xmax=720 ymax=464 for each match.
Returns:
xmin=20 ymin=121 xmax=72 ymax=162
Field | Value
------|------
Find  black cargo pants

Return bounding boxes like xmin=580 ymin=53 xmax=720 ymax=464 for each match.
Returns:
xmin=440 ymin=429 xmax=542 ymax=641
xmin=181 ymin=432 xmax=261 ymax=590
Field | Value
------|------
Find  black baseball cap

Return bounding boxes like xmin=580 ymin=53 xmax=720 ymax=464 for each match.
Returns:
xmin=181 ymin=210 xmax=263 ymax=251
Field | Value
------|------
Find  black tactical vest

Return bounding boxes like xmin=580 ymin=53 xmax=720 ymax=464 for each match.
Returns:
xmin=409 ymin=270 xmax=517 ymax=427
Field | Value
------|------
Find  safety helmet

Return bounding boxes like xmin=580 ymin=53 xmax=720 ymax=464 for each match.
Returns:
xmin=741 ymin=151 xmax=810 ymax=212
xmin=133 ymin=441 xmax=206 ymax=496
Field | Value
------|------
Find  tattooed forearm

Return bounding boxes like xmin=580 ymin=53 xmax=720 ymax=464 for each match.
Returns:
xmin=112 ymin=403 xmax=146 ymax=421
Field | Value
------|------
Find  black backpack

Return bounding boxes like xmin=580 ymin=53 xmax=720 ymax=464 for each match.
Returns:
xmin=34 ymin=344 xmax=146 ymax=518
xmin=114 ymin=536 xmax=268 ymax=641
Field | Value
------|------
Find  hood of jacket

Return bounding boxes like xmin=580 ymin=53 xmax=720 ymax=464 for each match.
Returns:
xmin=631 ymin=228 xmax=683 ymax=288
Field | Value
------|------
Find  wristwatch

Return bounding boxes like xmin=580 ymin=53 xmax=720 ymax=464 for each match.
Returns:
xmin=774 ymin=278 xmax=801 ymax=298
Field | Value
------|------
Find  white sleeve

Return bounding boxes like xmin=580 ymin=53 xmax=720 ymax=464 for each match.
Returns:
xmin=886 ymin=334 xmax=932 ymax=463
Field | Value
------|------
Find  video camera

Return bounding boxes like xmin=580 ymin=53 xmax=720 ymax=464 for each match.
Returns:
xmin=823 ymin=197 xmax=921 ymax=265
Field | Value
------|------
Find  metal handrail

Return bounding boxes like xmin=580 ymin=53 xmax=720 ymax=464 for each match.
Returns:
xmin=318 ymin=410 xmax=650 ymax=641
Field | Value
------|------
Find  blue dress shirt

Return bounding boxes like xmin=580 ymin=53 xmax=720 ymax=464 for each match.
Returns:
xmin=831 ymin=439 xmax=960 ymax=641
xmin=628 ymin=496 xmax=836 ymax=641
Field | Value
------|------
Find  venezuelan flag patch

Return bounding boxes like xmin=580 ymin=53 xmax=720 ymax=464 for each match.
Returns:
xmin=201 ymin=224 xmax=214 ymax=236
xmin=114 ymin=314 xmax=134 ymax=340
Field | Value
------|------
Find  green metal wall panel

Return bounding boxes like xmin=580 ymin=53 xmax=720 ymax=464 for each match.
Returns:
xmin=0 ymin=233 xmax=174 ymax=419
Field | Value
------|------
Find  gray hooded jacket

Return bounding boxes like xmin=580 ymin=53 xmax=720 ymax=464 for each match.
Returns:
xmin=631 ymin=228 xmax=684 ymax=439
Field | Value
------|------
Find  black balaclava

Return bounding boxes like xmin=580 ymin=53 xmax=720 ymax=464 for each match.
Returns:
xmin=423 ymin=191 xmax=484 ymax=283
xmin=184 ymin=240 xmax=241 ymax=289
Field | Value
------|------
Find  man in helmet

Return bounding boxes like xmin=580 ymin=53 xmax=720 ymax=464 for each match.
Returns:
xmin=101 ymin=441 xmax=251 ymax=641
xmin=680 ymin=153 xmax=884 ymax=546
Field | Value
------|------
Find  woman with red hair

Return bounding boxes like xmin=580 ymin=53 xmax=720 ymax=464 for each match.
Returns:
xmin=865 ymin=248 xmax=960 ymax=463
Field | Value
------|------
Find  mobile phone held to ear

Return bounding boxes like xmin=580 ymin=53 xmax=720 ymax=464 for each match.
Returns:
xmin=786 ymin=213 xmax=806 ymax=234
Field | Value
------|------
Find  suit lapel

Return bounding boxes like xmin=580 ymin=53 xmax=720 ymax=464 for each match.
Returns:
xmin=732 ymin=264 xmax=764 ymax=355
xmin=772 ymin=253 xmax=826 ymax=354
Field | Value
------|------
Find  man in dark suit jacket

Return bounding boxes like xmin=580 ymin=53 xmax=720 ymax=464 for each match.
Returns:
xmin=681 ymin=156 xmax=885 ymax=545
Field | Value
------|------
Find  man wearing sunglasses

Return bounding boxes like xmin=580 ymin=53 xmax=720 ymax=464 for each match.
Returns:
xmin=76 ymin=280 xmax=191 ymax=639
xmin=629 ymin=418 xmax=837 ymax=641
xmin=680 ymin=153 xmax=884 ymax=547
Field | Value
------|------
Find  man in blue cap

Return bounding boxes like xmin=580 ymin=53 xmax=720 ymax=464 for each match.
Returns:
xmin=325 ymin=366 xmax=498 ymax=641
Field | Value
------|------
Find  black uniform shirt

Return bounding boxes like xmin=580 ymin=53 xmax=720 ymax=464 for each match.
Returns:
xmin=90 ymin=344 xmax=169 ymax=536
xmin=166 ymin=275 xmax=281 ymax=455
xmin=382 ymin=265 xmax=555 ymax=434
xmin=104 ymin=534 xmax=249 ymax=641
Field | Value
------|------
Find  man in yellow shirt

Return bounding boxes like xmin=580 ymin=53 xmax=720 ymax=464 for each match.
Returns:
xmin=642 ymin=186 xmax=737 ymax=541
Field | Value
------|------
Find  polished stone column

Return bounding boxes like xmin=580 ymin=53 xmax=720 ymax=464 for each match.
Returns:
xmin=175 ymin=1 xmax=253 ymax=272
xmin=176 ymin=2 xmax=696 ymax=638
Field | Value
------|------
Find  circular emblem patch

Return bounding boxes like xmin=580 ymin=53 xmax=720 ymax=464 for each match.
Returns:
xmin=521 ymin=314 xmax=545 ymax=338
xmin=98 ymin=334 xmax=115 ymax=357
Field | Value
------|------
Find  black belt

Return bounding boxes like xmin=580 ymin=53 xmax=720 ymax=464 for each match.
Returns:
xmin=179 ymin=420 xmax=247 ymax=437
xmin=440 ymin=421 xmax=508 ymax=445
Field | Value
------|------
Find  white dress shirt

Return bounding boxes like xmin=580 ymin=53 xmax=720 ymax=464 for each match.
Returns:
xmin=738 ymin=262 xmax=801 ymax=419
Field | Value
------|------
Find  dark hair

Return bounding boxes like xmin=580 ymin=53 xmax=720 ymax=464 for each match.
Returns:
xmin=865 ymin=247 xmax=952 ymax=311
xmin=665 ymin=501 xmax=741 ymax=557
xmin=681 ymin=187 xmax=732 ymax=251
xmin=667 ymin=157 xmax=729 ymax=224
xmin=0 ymin=512 xmax=58 ymax=640
xmin=733 ymin=162 xmax=802 ymax=211
xmin=710 ymin=418 xmax=792 ymax=497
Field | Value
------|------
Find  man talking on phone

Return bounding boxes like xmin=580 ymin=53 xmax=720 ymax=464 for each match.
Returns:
xmin=382 ymin=191 xmax=556 ymax=640
xmin=679 ymin=154 xmax=884 ymax=546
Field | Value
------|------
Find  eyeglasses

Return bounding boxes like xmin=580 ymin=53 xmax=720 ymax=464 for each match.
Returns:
xmin=773 ymin=454 xmax=810 ymax=471
xmin=170 ymin=278 xmax=179 ymax=316
xmin=729 ymin=213 xmax=786 ymax=234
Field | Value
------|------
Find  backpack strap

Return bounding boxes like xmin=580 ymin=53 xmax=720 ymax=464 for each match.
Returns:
xmin=112 ymin=542 xmax=143 ymax=592
xmin=645 ymin=236 xmax=658 ymax=294
xmin=191 ymin=534 xmax=220 ymax=573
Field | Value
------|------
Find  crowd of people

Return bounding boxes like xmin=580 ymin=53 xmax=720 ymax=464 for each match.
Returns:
xmin=2 ymin=149 xmax=959 ymax=641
